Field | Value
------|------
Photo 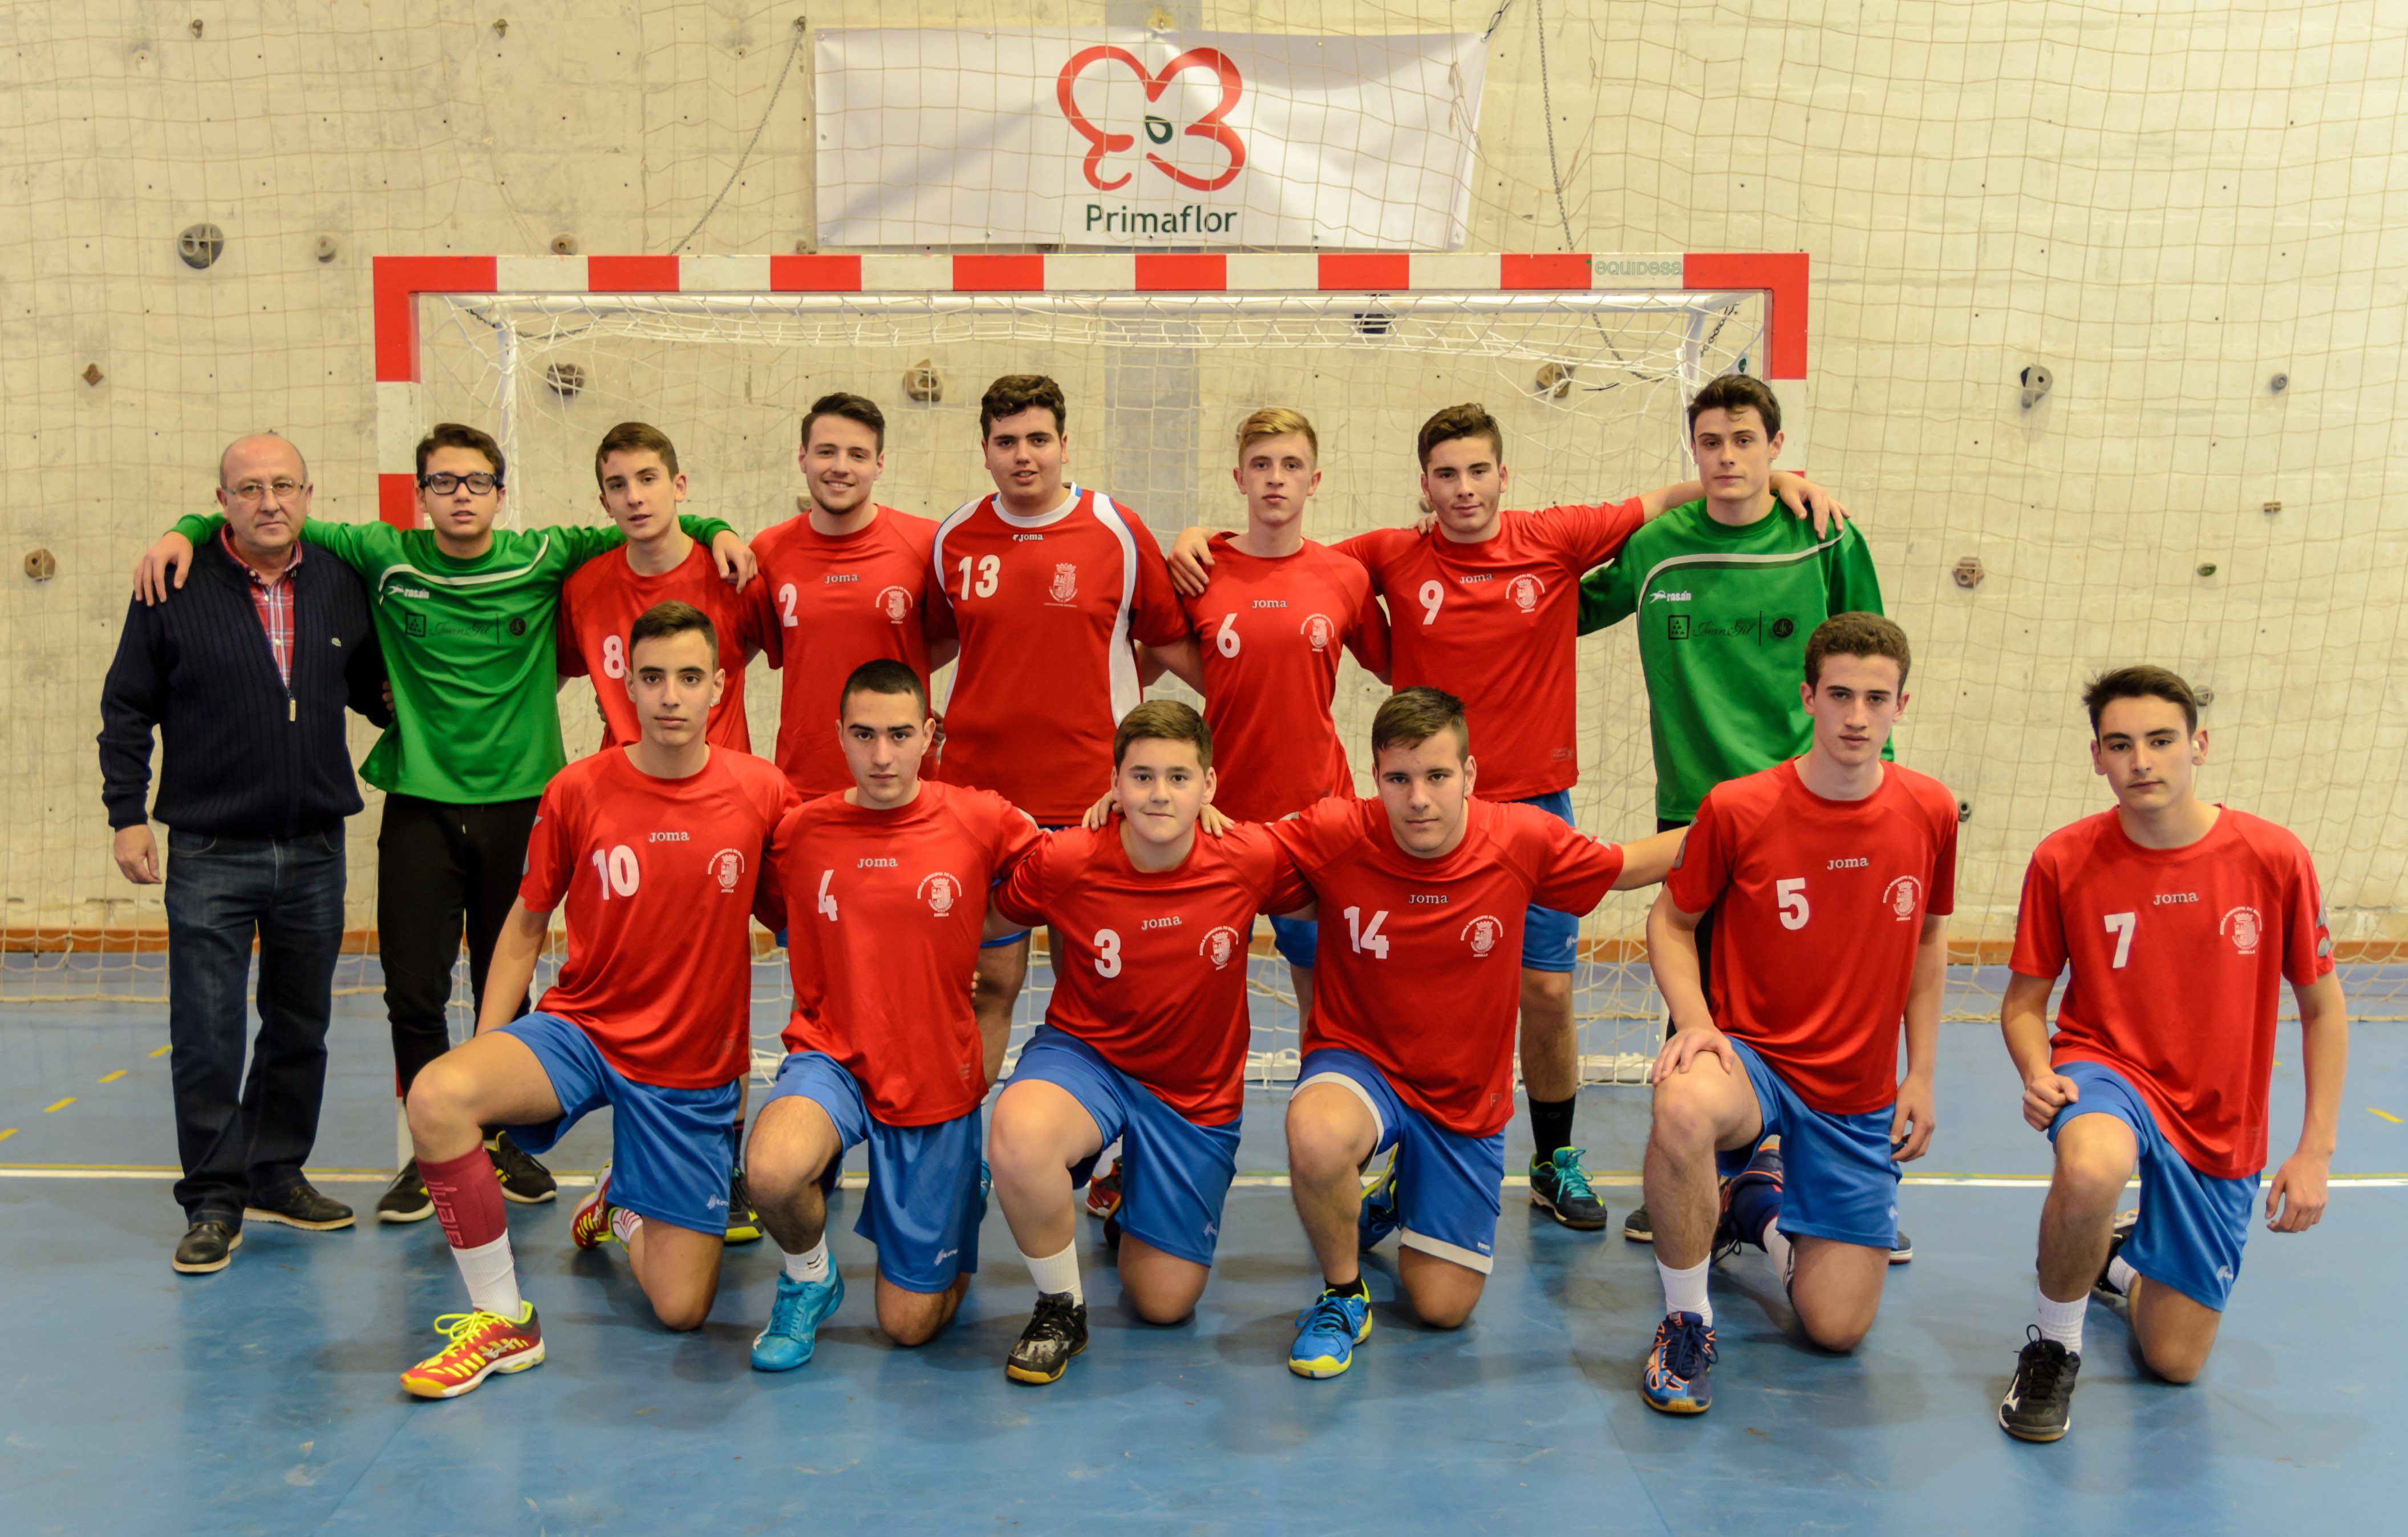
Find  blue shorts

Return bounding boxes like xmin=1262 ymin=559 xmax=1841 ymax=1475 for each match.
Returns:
xmin=763 ymin=1051 xmax=984 ymax=1293
xmin=1268 ymin=913 xmax=1317 ymax=971
xmin=1007 ymin=1027 xmax=1241 ymax=1267
xmin=500 ymin=1013 xmax=740 ymax=1236
xmin=981 ymin=822 xmax=1074 ymax=948
xmin=1716 ymin=1036 xmax=1902 ymax=1251
xmin=1516 ymin=789 xmax=1579 ymax=973
xmin=1296 ymin=1047 xmax=1504 ymax=1274
xmin=2049 ymin=1060 xmax=2256 ymax=1312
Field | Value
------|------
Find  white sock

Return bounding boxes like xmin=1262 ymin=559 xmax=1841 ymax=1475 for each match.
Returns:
xmin=1023 ymin=1241 xmax=1083 ymax=1305
xmin=1762 ymin=1218 xmax=1795 ymax=1286
xmin=610 ymin=1207 xmax=644 ymax=1247
xmin=1656 ymin=1256 xmax=1712 ymax=1327
xmin=2107 ymin=1256 xmax=2138 ymax=1295
xmin=2036 ymin=1284 xmax=2087 ymax=1354
xmin=784 ymin=1239 xmax=830 ymax=1285
xmin=452 ymin=1233 xmax=523 ymax=1320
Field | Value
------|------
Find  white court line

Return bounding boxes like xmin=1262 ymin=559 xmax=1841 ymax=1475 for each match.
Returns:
xmin=2 ymin=1167 xmax=2403 ymax=1189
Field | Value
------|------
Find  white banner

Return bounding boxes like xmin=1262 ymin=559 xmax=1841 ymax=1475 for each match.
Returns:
xmin=815 ymin=29 xmax=1489 ymax=251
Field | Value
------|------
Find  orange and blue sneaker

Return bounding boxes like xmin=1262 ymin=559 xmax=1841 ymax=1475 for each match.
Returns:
xmin=1357 ymin=1150 xmax=1401 ymax=1251
xmin=570 ymin=1162 xmax=615 ymax=1250
xmin=1641 ymin=1311 xmax=1717 ymax=1414
xmin=400 ymin=1304 xmax=545 ymax=1400
xmin=1288 ymin=1284 xmax=1373 ymax=1379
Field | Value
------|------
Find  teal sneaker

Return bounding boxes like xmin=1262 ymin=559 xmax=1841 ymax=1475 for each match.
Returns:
xmin=1641 ymin=1311 xmax=1717 ymax=1414
xmin=1357 ymin=1151 xmax=1401 ymax=1251
xmin=1530 ymin=1146 xmax=1608 ymax=1231
xmin=1288 ymin=1286 xmax=1373 ymax=1379
xmin=751 ymin=1267 xmax=845 ymax=1372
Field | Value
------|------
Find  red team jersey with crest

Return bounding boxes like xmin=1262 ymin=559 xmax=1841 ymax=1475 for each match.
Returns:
xmin=517 ymin=747 xmax=799 ymax=1088
xmin=928 ymin=487 xmax=1189 ymax=824
xmin=748 ymin=505 xmax=941 ymax=796
xmin=2010 ymin=808 xmax=2332 ymax=1178
xmin=992 ymin=823 xmax=1306 ymax=1125
xmin=1334 ymin=501 xmax=1645 ymax=802
xmin=1178 ymin=535 xmax=1391 ymax=822
xmin=556 ymin=541 xmax=761 ymax=753
xmin=1666 ymin=760 xmax=1960 ymax=1116
xmin=771 ymin=782 xmax=1042 ymax=1126
xmin=1272 ymin=796 xmax=1625 ymax=1136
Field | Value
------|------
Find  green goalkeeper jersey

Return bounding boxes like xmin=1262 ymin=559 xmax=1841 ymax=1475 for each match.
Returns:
xmin=171 ymin=512 xmax=732 ymax=804
xmin=1576 ymin=499 xmax=1887 ymax=821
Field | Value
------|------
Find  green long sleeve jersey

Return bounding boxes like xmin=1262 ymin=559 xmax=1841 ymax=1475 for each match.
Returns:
xmin=171 ymin=513 xmax=733 ymax=804
xmin=1575 ymin=499 xmax=1887 ymax=822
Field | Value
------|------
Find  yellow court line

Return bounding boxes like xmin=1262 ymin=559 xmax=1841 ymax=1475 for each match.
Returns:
xmin=40 ymin=1098 xmax=75 ymax=1114
xmin=98 ymin=1070 xmax=127 ymax=1085
xmin=0 ymin=1130 xmax=14 ymax=1143
xmin=2371 ymin=1107 xmax=2403 ymax=1124
xmin=148 ymin=1045 xmax=171 ymax=1058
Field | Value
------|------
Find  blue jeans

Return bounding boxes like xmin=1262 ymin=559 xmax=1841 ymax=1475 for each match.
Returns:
xmin=162 ymin=826 xmax=347 ymax=1223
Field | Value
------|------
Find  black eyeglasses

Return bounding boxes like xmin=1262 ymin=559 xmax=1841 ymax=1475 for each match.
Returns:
xmin=419 ymin=472 xmax=502 ymax=494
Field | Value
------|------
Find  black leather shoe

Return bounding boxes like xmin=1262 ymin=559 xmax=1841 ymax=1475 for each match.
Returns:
xmin=172 ymin=1219 xmax=243 ymax=1274
xmin=245 ymin=1180 xmax=357 ymax=1231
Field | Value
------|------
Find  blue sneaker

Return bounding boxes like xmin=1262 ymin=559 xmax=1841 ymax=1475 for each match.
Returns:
xmin=1530 ymin=1146 xmax=1609 ymax=1231
xmin=1357 ymin=1151 xmax=1401 ymax=1251
xmin=1289 ymin=1286 xmax=1374 ymax=1379
xmin=1641 ymin=1311 xmax=1718 ymax=1414
xmin=751 ymin=1267 xmax=845 ymax=1372
xmin=1714 ymin=1140 xmax=1785 ymax=1264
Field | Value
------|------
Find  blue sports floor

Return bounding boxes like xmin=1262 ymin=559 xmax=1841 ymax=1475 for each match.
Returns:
xmin=2 ymin=962 xmax=2402 ymax=1535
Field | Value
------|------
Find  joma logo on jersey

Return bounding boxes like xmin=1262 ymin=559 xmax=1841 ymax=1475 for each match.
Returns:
xmin=1048 ymin=563 xmax=1079 ymax=603
xmin=823 ymin=573 xmax=860 ymax=584
xmin=1199 ymin=925 xmax=1242 ymax=969
xmin=1461 ymin=915 xmax=1505 ymax=956
xmin=918 ymin=873 xmax=960 ymax=915
xmin=876 ymin=585 xmax=913 ymax=622
xmin=1300 ymin=613 xmax=1333 ymax=650
xmin=1882 ymin=876 xmax=1921 ymax=921
xmin=1141 ymin=915 xmax=1183 ymax=931
xmin=650 ymin=832 xmax=690 ymax=843
xmin=1251 ymin=598 xmax=1288 ymax=609
xmin=857 ymin=857 xmax=898 ymax=868
xmin=1828 ymin=856 xmax=1868 ymax=869
xmin=709 ymin=849 xmax=745 ymax=892
xmin=2154 ymin=892 xmax=2198 ymax=905
xmin=1408 ymin=893 xmax=1448 ymax=905
xmin=1510 ymin=574 xmax=1544 ymax=612
xmin=2221 ymin=905 xmax=2262 ymax=955
xmin=1011 ymin=533 xmax=1047 ymax=543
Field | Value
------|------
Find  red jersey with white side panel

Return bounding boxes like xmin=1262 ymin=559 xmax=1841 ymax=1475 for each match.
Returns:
xmin=556 ymin=541 xmax=761 ymax=753
xmin=1334 ymin=500 xmax=1645 ymax=802
xmin=1272 ymin=796 xmax=1625 ymax=1136
xmin=2010 ymin=807 xmax=2332 ymax=1179
xmin=928 ymin=487 xmax=1189 ymax=824
xmin=748 ymin=504 xmax=941 ymax=796
xmin=992 ymin=823 xmax=1307 ymax=1126
xmin=772 ymin=782 xmax=1042 ymax=1126
xmin=1178 ymin=533 xmax=1391 ymax=822
xmin=1665 ymin=759 xmax=1960 ymax=1116
xmin=517 ymin=747 xmax=800 ymax=1089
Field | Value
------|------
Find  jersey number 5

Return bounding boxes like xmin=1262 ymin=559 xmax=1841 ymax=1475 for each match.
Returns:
xmin=1775 ymin=877 xmax=1809 ymax=930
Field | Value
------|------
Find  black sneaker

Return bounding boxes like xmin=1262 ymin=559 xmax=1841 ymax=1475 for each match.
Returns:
xmin=725 ymin=1167 xmax=762 ymax=1245
xmin=244 ymin=1180 xmax=356 ymax=1232
xmin=1529 ymin=1147 xmax=1610 ymax=1231
xmin=1102 ymin=1211 xmax=1123 ymax=1254
xmin=1004 ymin=1291 xmax=1089 ymax=1384
xmin=1623 ymin=1203 xmax=1654 ymax=1243
xmin=487 ymin=1132 xmax=557 ymax=1205
xmin=376 ymin=1160 xmax=433 ymax=1224
xmin=1889 ymin=1228 xmax=1915 ymax=1265
xmin=2092 ymin=1210 xmax=2138 ymax=1300
xmin=1998 ymin=1328 xmax=2081 ymax=1442
xmin=172 ymin=1218 xmax=242 ymax=1273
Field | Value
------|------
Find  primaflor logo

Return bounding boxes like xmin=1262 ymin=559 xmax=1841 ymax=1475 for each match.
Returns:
xmin=1057 ymin=43 xmax=1246 ymax=237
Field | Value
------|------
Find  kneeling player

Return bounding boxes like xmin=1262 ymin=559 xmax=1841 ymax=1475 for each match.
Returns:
xmin=1996 ymin=666 xmax=2346 ymax=1442
xmin=743 ymin=660 xmax=1041 ymax=1368
xmin=1273 ymin=689 xmax=1681 ymax=1378
xmin=398 ymin=603 xmax=796 ymax=1398
xmin=1636 ymin=614 xmax=1956 ymax=1414
xmin=984 ymin=702 xmax=1306 ymax=1384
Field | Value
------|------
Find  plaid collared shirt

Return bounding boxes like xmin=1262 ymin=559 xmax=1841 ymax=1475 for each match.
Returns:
xmin=222 ymin=529 xmax=302 ymax=686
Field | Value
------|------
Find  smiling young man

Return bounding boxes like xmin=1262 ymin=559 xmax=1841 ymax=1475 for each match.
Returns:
xmin=1633 ymin=614 xmax=1956 ymax=1417
xmin=1995 ymin=666 xmax=2346 ymax=1443
xmin=741 ymin=660 xmax=1041 ymax=1370
xmin=394 ymin=602 xmax=796 ymax=1398
xmin=1274 ymin=689 xmax=1683 ymax=1380
xmin=982 ymin=701 xmax=1307 ymax=1385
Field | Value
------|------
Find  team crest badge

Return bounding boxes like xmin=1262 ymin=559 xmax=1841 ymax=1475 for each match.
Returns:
xmin=877 ymin=585 xmax=913 ymax=622
xmin=1461 ymin=915 xmax=1503 ymax=957
xmin=710 ymin=848 xmax=744 ymax=892
xmin=1883 ymin=875 xmax=1921 ymax=921
xmin=1302 ymin=613 xmax=1332 ymax=651
xmin=1510 ymin=574 xmax=1544 ymax=613
xmin=1049 ymin=563 xmax=1079 ymax=602
xmin=2221 ymin=905 xmax=2262 ymax=955
xmin=919 ymin=872 xmax=960 ymax=915
xmin=1200 ymin=925 xmax=1242 ymax=969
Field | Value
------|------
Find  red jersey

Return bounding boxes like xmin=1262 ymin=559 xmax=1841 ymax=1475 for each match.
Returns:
xmin=749 ymin=505 xmax=941 ymax=796
xmin=1272 ymin=796 xmax=1625 ymax=1136
xmin=2010 ymin=808 xmax=2332 ymax=1178
xmin=992 ymin=823 xmax=1306 ymax=1125
xmin=557 ymin=541 xmax=760 ymax=753
xmin=929 ymin=487 xmax=1188 ymax=823
xmin=771 ymin=782 xmax=1041 ymax=1126
xmin=1665 ymin=760 xmax=1960 ymax=1115
xmin=1178 ymin=535 xmax=1391 ymax=822
xmin=517 ymin=747 xmax=798 ymax=1088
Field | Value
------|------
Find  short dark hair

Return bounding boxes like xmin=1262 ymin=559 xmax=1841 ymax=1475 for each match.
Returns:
xmin=1803 ymin=612 xmax=1911 ymax=689
xmin=415 ymin=422 xmax=505 ymax=483
xmin=1372 ymin=686 xmax=1470 ymax=762
xmin=627 ymin=600 xmax=718 ymax=665
xmin=1414 ymin=402 xmax=1504 ymax=470
xmin=980 ymin=374 xmax=1067 ymax=437
xmin=2083 ymin=665 xmax=2200 ymax=735
xmin=840 ymin=657 xmax=927 ymax=715
xmin=1113 ymin=700 xmax=1212 ymax=770
xmin=593 ymin=420 xmax=680 ymax=490
xmin=802 ymin=391 xmax=886 ymax=452
xmin=1687 ymin=373 xmax=1782 ymax=438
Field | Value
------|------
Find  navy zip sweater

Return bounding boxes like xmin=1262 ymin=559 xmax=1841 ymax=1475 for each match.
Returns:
xmin=99 ymin=537 xmax=392 ymax=837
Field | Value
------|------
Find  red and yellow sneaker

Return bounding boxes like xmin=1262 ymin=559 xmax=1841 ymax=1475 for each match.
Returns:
xmin=400 ymin=1304 xmax=545 ymax=1400
xmin=1083 ymin=1156 xmax=1124 ymax=1221
xmin=569 ymin=1162 xmax=614 ymax=1250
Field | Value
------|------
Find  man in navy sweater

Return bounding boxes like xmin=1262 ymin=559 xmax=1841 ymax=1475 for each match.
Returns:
xmin=99 ymin=434 xmax=391 ymax=1274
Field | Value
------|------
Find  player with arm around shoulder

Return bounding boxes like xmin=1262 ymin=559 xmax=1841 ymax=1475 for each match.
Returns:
xmin=1996 ymin=666 xmax=2347 ymax=1442
xmin=1637 ymin=613 xmax=1956 ymax=1415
